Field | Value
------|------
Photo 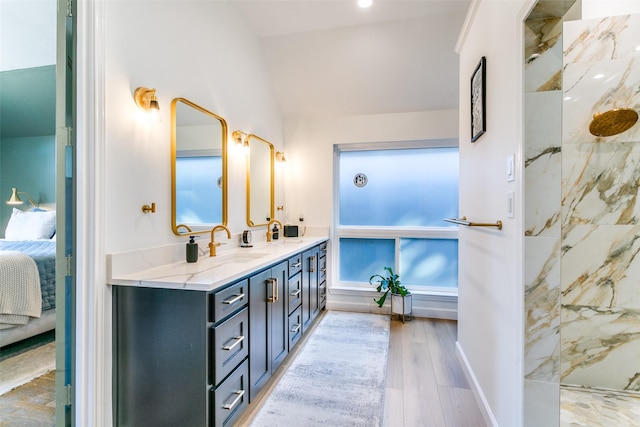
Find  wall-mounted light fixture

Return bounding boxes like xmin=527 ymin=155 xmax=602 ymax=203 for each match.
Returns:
xmin=6 ymin=188 xmax=38 ymax=208
xmin=275 ymin=151 xmax=287 ymax=163
xmin=232 ymin=130 xmax=249 ymax=147
xmin=134 ymin=87 xmax=160 ymax=121
xmin=233 ymin=130 xmax=250 ymax=156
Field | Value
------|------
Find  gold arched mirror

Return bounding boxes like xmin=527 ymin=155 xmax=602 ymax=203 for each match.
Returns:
xmin=246 ymin=134 xmax=274 ymax=227
xmin=171 ymin=98 xmax=228 ymax=235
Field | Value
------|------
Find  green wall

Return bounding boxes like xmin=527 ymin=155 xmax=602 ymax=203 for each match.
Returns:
xmin=0 ymin=135 xmax=56 ymax=237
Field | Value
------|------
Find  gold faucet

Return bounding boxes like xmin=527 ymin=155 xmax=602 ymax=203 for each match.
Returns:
xmin=266 ymin=219 xmax=283 ymax=242
xmin=209 ymin=225 xmax=231 ymax=256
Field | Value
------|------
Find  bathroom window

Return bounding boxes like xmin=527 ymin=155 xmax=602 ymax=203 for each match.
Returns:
xmin=334 ymin=141 xmax=459 ymax=293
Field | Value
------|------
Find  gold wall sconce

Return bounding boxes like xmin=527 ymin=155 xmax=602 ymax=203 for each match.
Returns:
xmin=141 ymin=202 xmax=156 ymax=214
xmin=232 ymin=130 xmax=249 ymax=148
xmin=134 ymin=87 xmax=160 ymax=119
xmin=275 ymin=151 xmax=286 ymax=163
xmin=6 ymin=187 xmax=38 ymax=208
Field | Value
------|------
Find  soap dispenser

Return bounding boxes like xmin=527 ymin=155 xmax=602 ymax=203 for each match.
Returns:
xmin=186 ymin=236 xmax=198 ymax=263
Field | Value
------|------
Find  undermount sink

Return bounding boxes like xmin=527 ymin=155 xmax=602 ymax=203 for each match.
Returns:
xmin=282 ymin=238 xmax=304 ymax=244
xmin=211 ymin=251 xmax=268 ymax=264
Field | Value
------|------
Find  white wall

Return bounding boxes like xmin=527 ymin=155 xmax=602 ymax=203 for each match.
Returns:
xmin=455 ymin=1 xmax=640 ymax=426
xmin=104 ymin=1 xmax=284 ymax=254
xmin=455 ymin=1 xmax=528 ymax=425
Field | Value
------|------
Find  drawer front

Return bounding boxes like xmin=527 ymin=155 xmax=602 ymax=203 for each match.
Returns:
xmin=288 ymin=271 xmax=302 ymax=315
xmin=319 ymin=281 xmax=327 ymax=309
xmin=211 ymin=359 xmax=249 ymax=427
xmin=288 ymin=253 xmax=302 ymax=277
xmin=212 ymin=307 xmax=249 ymax=386
xmin=211 ymin=279 xmax=248 ymax=323
xmin=288 ymin=305 xmax=303 ymax=350
xmin=319 ymin=241 xmax=328 ymax=257
xmin=319 ymin=255 xmax=327 ymax=284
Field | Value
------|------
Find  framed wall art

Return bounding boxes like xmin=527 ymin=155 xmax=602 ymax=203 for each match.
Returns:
xmin=470 ymin=56 xmax=486 ymax=142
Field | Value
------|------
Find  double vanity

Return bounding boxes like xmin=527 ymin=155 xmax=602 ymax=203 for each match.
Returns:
xmin=110 ymin=236 xmax=328 ymax=427
xmin=109 ymin=94 xmax=322 ymax=426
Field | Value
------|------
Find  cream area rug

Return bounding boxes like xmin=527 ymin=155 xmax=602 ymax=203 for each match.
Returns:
xmin=250 ymin=311 xmax=390 ymax=426
xmin=0 ymin=341 xmax=55 ymax=395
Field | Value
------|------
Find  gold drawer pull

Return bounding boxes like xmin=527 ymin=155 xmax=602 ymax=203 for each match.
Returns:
xmin=222 ymin=335 xmax=244 ymax=351
xmin=222 ymin=390 xmax=245 ymax=410
xmin=222 ymin=293 xmax=245 ymax=305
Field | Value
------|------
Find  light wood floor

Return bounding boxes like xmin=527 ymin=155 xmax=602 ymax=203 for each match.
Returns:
xmin=240 ymin=313 xmax=487 ymax=427
xmin=383 ymin=317 xmax=486 ymax=427
xmin=0 ymin=370 xmax=55 ymax=426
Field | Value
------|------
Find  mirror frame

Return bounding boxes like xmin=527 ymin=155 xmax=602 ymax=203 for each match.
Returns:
xmin=245 ymin=133 xmax=274 ymax=227
xmin=171 ymin=97 xmax=228 ymax=236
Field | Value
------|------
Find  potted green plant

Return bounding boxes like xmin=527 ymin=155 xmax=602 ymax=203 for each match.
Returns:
xmin=369 ymin=266 xmax=411 ymax=318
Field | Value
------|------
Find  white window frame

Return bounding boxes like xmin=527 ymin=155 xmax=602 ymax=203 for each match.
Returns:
xmin=332 ymin=139 xmax=459 ymax=297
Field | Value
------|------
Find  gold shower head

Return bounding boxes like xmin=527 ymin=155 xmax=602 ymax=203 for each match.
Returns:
xmin=589 ymin=108 xmax=638 ymax=137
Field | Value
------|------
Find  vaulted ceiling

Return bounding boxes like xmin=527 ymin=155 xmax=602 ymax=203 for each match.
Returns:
xmin=235 ymin=0 xmax=470 ymax=117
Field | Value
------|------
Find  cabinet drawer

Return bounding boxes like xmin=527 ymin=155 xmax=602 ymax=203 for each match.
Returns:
xmin=211 ymin=279 xmax=248 ymax=323
xmin=319 ymin=281 xmax=327 ymax=309
xmin=288 ymin=271 xmax=302 ymax=315
xmin=319 ymin=255 xmax=327 ymax=283
xmin=211 ymin=359 xmax=249 ymax=427
xmin=319 ymin=241 xmax=328 ymax=257
xmin=211 ymin=307 xmax=249 ymax=386
xmin=288 ymin=253 xmax=302 ymax=277
xmin=288 ymin=305 xmax=303 ymax=350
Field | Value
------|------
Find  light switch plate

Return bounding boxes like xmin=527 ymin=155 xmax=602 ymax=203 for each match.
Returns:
xmin=506 ymin=155 xmax=515 ymax=182
xmin=507 ymin=190 xmax=515 ymax=218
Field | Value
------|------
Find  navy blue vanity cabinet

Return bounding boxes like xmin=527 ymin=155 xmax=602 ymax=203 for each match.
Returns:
xmin=287 ymin=254 xmax=303 ymax=350
xmin=210 ymin=279 xmax=250 ymax=427
xmin=113 ymin=286 xmax=209 ymax=427
xmin=302 ymin=245 xmax=319 ymax=333
xmin=249 ymin=261 xmax=288 ymax=401
xmin=113 ymin=279 xmax=249 ymax=427
xmin=318 ymin=242 xmax=327 ymax=310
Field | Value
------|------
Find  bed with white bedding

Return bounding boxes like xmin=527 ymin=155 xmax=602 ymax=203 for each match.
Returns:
xmin=0 ymin=208 xmax=57 ymax=347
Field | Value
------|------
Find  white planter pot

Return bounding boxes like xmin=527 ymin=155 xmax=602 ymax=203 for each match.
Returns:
xmin=391 ymin=293 xmax=412 ymax=315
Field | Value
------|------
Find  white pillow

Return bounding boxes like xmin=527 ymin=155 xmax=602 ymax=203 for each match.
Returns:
xmin=5 ymin=208 xmax=56 ymax=241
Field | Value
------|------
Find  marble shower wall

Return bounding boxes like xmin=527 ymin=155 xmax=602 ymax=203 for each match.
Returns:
xmin=523 ymin=13 xmax=564 ymax=427
xmin=561 ymin=14 xmax=640 ymax=392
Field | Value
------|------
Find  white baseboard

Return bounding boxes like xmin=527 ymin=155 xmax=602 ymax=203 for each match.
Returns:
xmin=327 ymin=290 xmax=457 ymax=320
xmin=455 ymin=342 xmax=498 ymax=427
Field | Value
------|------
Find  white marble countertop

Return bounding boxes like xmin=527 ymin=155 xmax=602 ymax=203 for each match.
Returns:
xmin=108 ymin=236 xmax=328 ymax=292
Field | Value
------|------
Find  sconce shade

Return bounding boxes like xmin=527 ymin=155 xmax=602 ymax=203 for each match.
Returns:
xmin=134 ymin=87 xmax=160 ymax=113
xmin=7 ymin=188 xmax=22 ymax=205
xmin=6 ymin=188 xmax=38 ymax=208
xmin=232 ymin=130 xmax=247 ymax=146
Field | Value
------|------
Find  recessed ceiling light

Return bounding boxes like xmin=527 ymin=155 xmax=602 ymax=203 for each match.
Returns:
xmin=358 ymin=0 xmax=373 ymax=8
xmin=593 ymin=73 xmax=605 ymax=79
